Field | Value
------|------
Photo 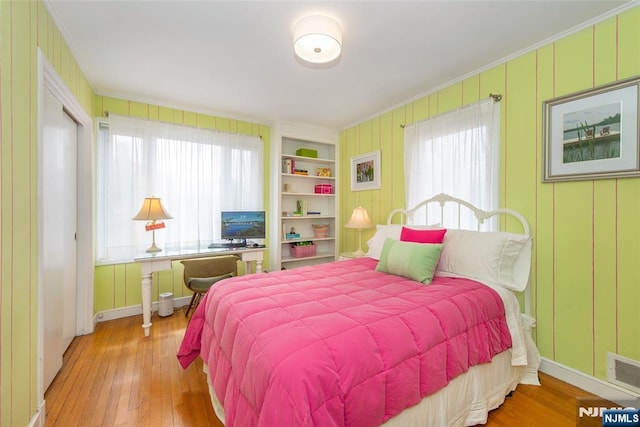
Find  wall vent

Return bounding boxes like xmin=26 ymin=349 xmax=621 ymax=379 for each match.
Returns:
xmin=607 ymin=352 xmax=640 ymax=395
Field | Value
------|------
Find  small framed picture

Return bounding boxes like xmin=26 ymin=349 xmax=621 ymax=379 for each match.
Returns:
xmin=351 ymin=150 xmax=381 ymax=191
xmin=542 ymin=76 xmax=640 ymax=182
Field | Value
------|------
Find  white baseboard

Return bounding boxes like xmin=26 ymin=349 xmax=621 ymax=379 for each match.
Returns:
xmin=540 ymin=357 xmax=640 ymax=405
xmin=28 ymin=401 xmax=45 ymax=427
xmin=94 ymin=295 xmax=192 ymax=323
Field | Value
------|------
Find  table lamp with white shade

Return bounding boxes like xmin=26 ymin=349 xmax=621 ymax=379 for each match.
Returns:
xmin=345 ymin=206 xmax=374 ymax=257
xmin=133 ymin=197 xmax=173 ymax=253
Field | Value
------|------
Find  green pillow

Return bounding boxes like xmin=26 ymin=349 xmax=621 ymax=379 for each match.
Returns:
xmin=187 ymin=273 xmax=234 ymax=292
xmin=375 ymin=238 xmax=443 ymax=284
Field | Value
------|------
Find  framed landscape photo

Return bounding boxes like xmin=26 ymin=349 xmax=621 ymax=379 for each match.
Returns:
xmin=542 ymin=76 xmax=640 ymax=182
xmin=351 ymin=150 xmax=381 ymax=191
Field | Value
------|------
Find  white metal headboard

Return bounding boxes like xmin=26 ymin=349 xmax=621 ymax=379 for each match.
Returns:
xmin=386 ymin=193 xmax=531 ymax=237
xmin=386 ymin=193 xmax=533 ymax=316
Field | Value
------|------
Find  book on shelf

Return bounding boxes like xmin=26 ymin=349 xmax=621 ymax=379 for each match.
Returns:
xmin=293 ymin=169 xmax=308 ymax=175
xmin=281 ymin=158 xmax=296 ymax=174
xmin=295 ymin=200 xmax=308 ymax=216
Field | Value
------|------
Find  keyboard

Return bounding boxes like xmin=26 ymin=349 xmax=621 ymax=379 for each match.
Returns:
xmin=208 ymin=242 xmax=247 ymax=249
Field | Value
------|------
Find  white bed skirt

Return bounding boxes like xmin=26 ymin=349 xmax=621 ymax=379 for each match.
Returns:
xmin=383 ymin=350 xmax=535 ymax=426
xmin=203 ymin=325 xmax=540 ymax=427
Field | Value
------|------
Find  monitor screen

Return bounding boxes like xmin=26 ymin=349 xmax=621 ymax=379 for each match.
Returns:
xmin=220 ymin=211 xmax=266 ymax=240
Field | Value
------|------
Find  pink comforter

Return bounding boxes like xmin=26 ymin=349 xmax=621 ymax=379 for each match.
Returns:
xmin=178 ymin=258 xmax=511 ymax=426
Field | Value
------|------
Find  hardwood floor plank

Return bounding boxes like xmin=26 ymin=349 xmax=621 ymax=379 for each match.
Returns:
xmin=99 ymin=328 xmax=134 ymax=426
xmin=90 ymin=320 xmax=130 ymax=426
xmin=127 ymin=330 xmax=146 ymax=413
xmin=111 ymin=328 xmax=138 ymax=426
xmin=47 ymin=319 xmax=113 ymax=425
xmin=45 ymin=308 xmax=605 ymax=426
xmin=43 ymin=331 xmax=86 ymax=424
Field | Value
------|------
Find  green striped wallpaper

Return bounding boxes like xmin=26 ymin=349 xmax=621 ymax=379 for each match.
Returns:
xmin=339 ymin=7 xmax=640 ymax=382
xmin=0 ymin=1 xmax=95 ymax=425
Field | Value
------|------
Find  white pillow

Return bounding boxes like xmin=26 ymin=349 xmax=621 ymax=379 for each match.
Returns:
xmin=366 ymin=223 xmax=441 ymax=260
xmin=366 ymin=225 xmax=402 ymax=259
xmin=435 ymin=229 xmax=531 ymax=292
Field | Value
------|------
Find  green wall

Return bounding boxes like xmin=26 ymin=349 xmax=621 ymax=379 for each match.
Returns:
xmin=0 ymin=1 xmax=95 ymax=425
xmin=92 ymin=96 xmax=272 ymax=314
xmin=339 ymin=7 xmax=640 ymax=382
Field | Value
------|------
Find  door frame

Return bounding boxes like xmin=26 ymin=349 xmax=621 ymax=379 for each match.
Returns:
xmin=36 ymin=49 xmax=94 ymax=404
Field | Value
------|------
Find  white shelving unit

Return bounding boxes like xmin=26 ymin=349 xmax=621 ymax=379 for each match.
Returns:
xmin=276 ymin=134 xmax=338 ymax=270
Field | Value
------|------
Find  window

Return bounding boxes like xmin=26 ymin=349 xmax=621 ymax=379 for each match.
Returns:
xmin=403 ymin=98 xmax=500 ymax=229
xmin=96 ymin=115 xmax=263 ymax=263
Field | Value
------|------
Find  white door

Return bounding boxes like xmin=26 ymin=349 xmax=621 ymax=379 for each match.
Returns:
xmin=41 ymin=88 xmax=77 ymax=390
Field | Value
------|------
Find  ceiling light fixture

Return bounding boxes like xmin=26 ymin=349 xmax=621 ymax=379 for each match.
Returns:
xmin=293 ymin=15 xmax=342 ymax=66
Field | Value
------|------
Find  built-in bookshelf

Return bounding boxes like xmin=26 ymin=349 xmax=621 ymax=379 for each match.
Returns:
xmin=277 ymin=136 xmax=337 ymax=269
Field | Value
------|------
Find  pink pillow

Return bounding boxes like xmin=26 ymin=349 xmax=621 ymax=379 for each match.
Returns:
xmin=400 ymin=227 xmax=447 ymax=244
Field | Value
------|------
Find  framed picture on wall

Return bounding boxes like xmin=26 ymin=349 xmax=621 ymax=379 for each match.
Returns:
xmin=351 ymin=150 xmax=381 ymax=191
xmin=542 ymin=76 xmax=640 ymax=182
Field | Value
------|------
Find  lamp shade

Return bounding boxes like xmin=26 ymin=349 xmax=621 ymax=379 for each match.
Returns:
xmin=345 ymin=207 xmax=373 ymax=229
xmin=293 ymin=15 xmax=342 ymax=65
xmin=132 ymin=197 xmax=173 ymax=221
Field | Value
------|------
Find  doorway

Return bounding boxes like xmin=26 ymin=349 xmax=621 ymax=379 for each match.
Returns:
xmin=37 ymin=49 xmax=94 ymax=414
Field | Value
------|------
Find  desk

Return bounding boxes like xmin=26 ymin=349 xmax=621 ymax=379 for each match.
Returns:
xmin=134 ymin=246 xmax=265 ymax=337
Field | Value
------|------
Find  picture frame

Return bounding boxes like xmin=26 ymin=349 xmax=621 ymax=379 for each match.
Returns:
xmin=351 ymin=150 xmax=381 ymax=191
xmin=542 ymin=76 xmax=640 ymax=182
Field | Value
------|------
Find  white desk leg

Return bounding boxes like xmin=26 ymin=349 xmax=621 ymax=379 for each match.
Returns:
xmin=240 ymin=250 xmax=264 ymax=275
xmin=141 ymin=272 xmax=153 ymax=337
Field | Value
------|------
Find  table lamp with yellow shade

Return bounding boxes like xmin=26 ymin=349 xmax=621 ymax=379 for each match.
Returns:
xmin=133 ymin=197 xmax=173 ymax=253
xmin=344 ymin=206 xmax=374 ymax=257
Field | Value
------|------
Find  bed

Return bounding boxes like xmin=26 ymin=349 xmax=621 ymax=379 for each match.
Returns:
xmin=178 ymin=194 xmax=541 ymax=426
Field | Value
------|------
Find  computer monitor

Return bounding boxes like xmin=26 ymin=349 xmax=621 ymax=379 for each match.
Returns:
xmin=219 ymin=211 xmax=266 ymax=246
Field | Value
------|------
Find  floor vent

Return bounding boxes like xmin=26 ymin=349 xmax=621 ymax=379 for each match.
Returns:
xmin=607 ymin=352 xmax=640 ymax=394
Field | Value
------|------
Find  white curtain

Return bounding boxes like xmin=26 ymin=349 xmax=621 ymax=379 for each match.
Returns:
xmin=96 ymin=115 xmax=263 ymax=263
xmin=403 ymin=98 xmax=500 ymax=230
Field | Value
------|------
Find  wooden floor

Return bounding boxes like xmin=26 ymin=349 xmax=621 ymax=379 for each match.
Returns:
xmin=45 ymin=308 xmax=601 ymax=426
xmin=44 ymin=308 xmax=221 ymax=427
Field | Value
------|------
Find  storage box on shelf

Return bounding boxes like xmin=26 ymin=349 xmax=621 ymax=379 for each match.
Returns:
xmin=314 ymin=184 xmax=333 ymax=194
xmin=289 ymin=243 xmax=317 ymax=258
xmin=296 ymin=148 xmax=318 ymax=158
xmin=285 ymin=230 xmax=300 ymax=239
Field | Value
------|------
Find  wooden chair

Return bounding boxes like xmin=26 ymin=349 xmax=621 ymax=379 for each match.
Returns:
xmin=180 ymin=255 xmax=239 ymax=317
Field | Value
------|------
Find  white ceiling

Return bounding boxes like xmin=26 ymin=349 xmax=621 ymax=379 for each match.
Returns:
xmin=45 ymin=0 xmax=633 ymax=130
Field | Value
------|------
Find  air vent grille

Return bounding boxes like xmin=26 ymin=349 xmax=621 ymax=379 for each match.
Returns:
xmin=607 ymin=352 xmax=640 ymax=394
